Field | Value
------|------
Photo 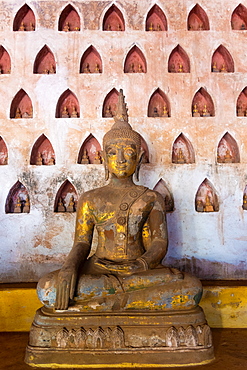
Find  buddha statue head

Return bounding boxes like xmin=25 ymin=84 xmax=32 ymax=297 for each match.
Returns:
xmin=103 ymin=89 xmax=144 ymax=181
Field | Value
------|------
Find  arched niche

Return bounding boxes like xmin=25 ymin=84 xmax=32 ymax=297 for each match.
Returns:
xmin=80 ymin=46 xmax=102 ymax=74
xmin=145 ymin=4 xmax=167 ymax=31
xmin=33 ymin=45 xmax=56 ymax=74
xmin=102 ymin=88 xmax=119 ymax=117
xmin=124 ymin=46 xmax=147 ymax=73
xmin=140 ymin=137 xmax=149 ymax=163
xmin=56 ymin=89 xmax=80 ymax=118
xmin=30 ymin=134 xmax=55 ymax=165
xmin=78 ymin=134 xmax=102 ymax=164
xmin=5 ymin=180 xmax=30 ymax=213
xmin=236 ymin=87 xmax=247 ymax=116
xmin=0 ymin=46 xmax=11 ymax=74
xmin=147 ymin=88 xmax=170 ymax=117
xmin=54 ymin=180 xmax=78 ymax=212
xmin=13 ymin=4 xmax=35 ymax=31
xmin=187 ymin=4 xmax=210 ymax=30
xmin=243 ymin=185 xmax=247 ymax=210
xmin=195 ymin=178 xmax=219 ymax=212
xmin=217 ymin=132 xmax=240 ymax=163
xmin=103 ymin=4 xmax=125 ymax=31
xmin=10 ymin=89 xmax=33 ymax=118
xmin=58 ymin=4 xmax=80 ymax=31
xmin=211 ymin=45 xmax=234 ymax=72
xmin=172 ymin=133 xmax=195 ymax=164
xmin=168 ymin=45 xmax=190 ymax=73
xmin=153 ymin=179 xmax=174 ymax=212
xmin=0 ymin=136 xmax=8 ymax=165
xmin=192 ymin=87 xmax=215 ymax=117
xmin=231 ymin=4 xmax=247 ymax=30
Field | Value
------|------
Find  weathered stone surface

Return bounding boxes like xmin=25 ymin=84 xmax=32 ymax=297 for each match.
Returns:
xmin=0 ymin=0 xmax=246 ymax=282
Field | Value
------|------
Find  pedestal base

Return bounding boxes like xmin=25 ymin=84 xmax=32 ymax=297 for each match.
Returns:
xmin=25 ymin=306 xmax=214 ymax=367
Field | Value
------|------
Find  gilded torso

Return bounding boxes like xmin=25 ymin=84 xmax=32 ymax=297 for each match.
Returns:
xmin=75 ymin=184 xmax=163 ymax=262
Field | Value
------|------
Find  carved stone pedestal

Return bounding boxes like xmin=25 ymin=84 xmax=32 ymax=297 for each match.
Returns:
xmin=25 ymin=305 xmax=214 ymax=367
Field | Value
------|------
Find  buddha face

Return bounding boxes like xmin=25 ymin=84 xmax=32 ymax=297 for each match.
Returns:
xmin=105 ymin=138 xmax=139 ymax=178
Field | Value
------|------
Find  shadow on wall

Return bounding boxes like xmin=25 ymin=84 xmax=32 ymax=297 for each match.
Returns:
xmin=165 ymin=254 xmax=247 ymax=280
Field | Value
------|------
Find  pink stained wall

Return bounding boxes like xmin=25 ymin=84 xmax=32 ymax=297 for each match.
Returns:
xmin=0 ymin=0 xmax=246 ymax=282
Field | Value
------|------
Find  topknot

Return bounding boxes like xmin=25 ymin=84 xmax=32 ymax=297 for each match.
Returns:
xmin=103 ymin=89 xmax=142 ymax=149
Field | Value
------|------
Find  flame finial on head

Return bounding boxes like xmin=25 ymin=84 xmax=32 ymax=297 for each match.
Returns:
xmin=112 ymin=89 xmax=130 ymax=128
xmin=103 ymin=89 xmax=141 ymax=148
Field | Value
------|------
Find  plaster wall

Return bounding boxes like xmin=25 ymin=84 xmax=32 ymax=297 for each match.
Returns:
xmin=0 ymin=0 xmax=246 ymax=282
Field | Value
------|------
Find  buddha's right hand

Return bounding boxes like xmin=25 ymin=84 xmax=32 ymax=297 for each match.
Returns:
xmin=55 ymin=266 xmax=77 ymax=310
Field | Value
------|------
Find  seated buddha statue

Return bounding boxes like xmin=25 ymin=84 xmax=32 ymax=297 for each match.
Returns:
xmin=37 ymin=90 xmax=202 ymax=312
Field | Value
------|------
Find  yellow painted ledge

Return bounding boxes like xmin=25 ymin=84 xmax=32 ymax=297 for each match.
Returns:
xmin=0 ymin=285 xmax=246 ymax=331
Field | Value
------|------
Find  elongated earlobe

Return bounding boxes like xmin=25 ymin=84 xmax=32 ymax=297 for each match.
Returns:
xmin=102 ymin=151 xmax=109 ymax=181
xmin=135 ymin=150 xmax=144 ymax=182
xmin=105 ymin=166 xmax=109 ymax=181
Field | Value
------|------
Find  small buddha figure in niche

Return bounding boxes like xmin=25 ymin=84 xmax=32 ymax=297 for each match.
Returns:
xmin=178 ymin=64 xmax=183 ymax=73
xmin=15 ymin=107 xmax=22 ymax=118
xmin=157 ymin=23 xmax=161 ymax=31
xmin=204 ymin=195 xmax=214 ymax=212
xmin=170 ymin=64 xmax=176 ymax=73
xmin=176 ymin=148 xmax=185 ymax=164
xmin=67 ymin=196 xmax=76 ymax=212
xmin=196 ymin=199 xmax=204 ymax=212
xmin=48 ymin=157 xmax=55 ymax=165
xmin=217 ymin=153 xmax=222 ymax=163
xmin=129 ymin=63 xmax=135 ymax=73
xmin=61 ymin=106 xmax=69 ymax=118
xmin=241 ymin=23 xmax=246 ymax=30
xmin=105 ymin=105 xmax=113 ymax=117
xmin=1 ymin=154 xmax=8 ymax=165
xmin=13 ymin=196 xmax=22 ymax=213
xmin=71 ymin=105 xmax=78 ymax=118
xmin=237 ymin=103 xmax=245 ymax=117
xmin=23 ymin=198 xmax=30 ymax=213
xmin=93 ymin=151 xmax=102 ymax=164
xmin=27 ymin=23 xmax=35 ymax=31
xmin=50 ymin=65 xmax=55 ymax=74
xmin=83 ymin=63 xmax=90 ymax=73
xmin=153 ymin=107 xmax=159 ymax=117
xmin=36 ymin=152 xmax=43 ymax=166
xmin=138 ymin=64 xmax=143 ymax=73
xmin=148 ymin=23 xmax=154 ymax=31
xmin=22 ymin=111 xmax=30 ymax=118
xmin=202 ymin=105 xmax=210 ymax=117
xmin=57 ymin=197 xmax=66 ymax=212
xmin=162 ymin=105 xmax=169 ymax=117
xmin=107 ymin=24 xmax=111 ymax=31
xmin=242 ymin=194 xmax=247 ymax=210
xmin=74 ymin=26 xmax=80 ymax=31
xmin=63 ymin=22 xmax=70 ymax=32
xmin=198 ymin=24 xmax=203 ymax=31
xmin=164 ymin=195 xmax=174 ymax=212
xmin=220 ymin=64 xmax=226 ymax=72
xmin=37 ymin=89 xmax=203 ymax=313
xmin=19 ymin=22 xmax=25 ymax=31
xmin=212 ymin=62 xmax=219 ymax=73
xmin=224 ymin=149 xmax=233 ymax=163
xmin=81 ymin=149 xmax=89 ymax=164
xmin=192 ymin=104 xmax=200 ymax=117
xmin=117 ymin=24 xmax=122 ymax=31
xmin=95 ymin=63 xmax=100 ymax=73
xmin=43 ymin=69 xmax=48 ymax=74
